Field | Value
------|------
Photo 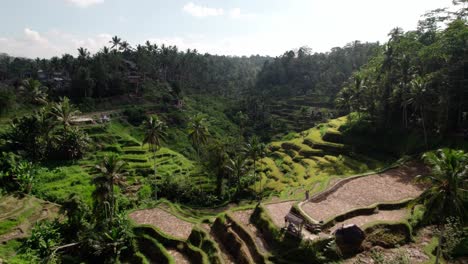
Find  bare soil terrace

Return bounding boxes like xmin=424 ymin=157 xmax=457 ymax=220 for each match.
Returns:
xmin=129 ymin=207 xmax=194 ymax=239
xmin=302 ymin=163 xmax=427 ymax=222
xmin=329 ymin=208 xmax=408 ymax=233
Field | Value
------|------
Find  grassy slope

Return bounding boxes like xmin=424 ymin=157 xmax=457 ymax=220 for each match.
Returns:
xmin=30 ymin=95 xmax=239 ymax=205
xmin=0 ymin=195 xmax=59 ymax=262
xmin=258 ymin=116 xmax=386 ymax=199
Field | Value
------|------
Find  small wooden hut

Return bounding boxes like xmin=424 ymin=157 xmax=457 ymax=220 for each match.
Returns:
xmin=284 ymin=212 xmax=304 ymax=237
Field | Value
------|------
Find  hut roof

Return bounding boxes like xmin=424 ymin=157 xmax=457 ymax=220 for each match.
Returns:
xmin=285 ymin=212 xmax=304 ymax=226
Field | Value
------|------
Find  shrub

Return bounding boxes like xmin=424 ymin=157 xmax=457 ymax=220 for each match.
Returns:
xmin=137 ymin=184 xmax=152 ymax=201
xmin=124 ymin=107 xmax=146 ymax=126
xmin=0 ymin=85 xmax=16 ymax=114
xmin=24 ymin=220 xmax=63 ymax=260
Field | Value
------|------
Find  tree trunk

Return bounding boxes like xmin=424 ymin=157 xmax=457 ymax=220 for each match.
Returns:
xmin=110 ymin=180 xmax=114 ymax=224
xmin=153 ymin=151 xmax=158 ymax=200
xmin=421 ymin=106 xmax=428 ymax=150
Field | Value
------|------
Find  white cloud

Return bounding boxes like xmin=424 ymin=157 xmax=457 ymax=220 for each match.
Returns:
xmin=229 ymin=8 xmax=242 ymax=19
xmin=24 ymin=28 xmax=48 ymax=44
xmin=65 ymin=0 xmax=104 ymax=8
xmin=182 ymin=2 xmax=224 ymax=18
xmin=228 ymin=8 xmax=255 ymax=19
xmin=0 ymin=28 xmax=111 ymax=58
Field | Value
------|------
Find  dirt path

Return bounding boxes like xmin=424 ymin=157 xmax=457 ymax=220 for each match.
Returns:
xmin=231 ymin=210 xmax=270 ymax=253
xmin=329 ymin=208 xmax=408 ymax=233
xmin=264 ymin=201 xmax=296 ymax=228
xmin=129 ymin=208 xmax=194 ymax=239
xmin=302 ymin=164 xmax=427 ymax=221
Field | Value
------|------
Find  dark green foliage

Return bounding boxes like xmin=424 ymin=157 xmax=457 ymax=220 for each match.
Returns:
xmin=124 ymin=106 xmax=146 ymax=126
xmin=336 ymin=7 xmax=468 ymax=141
xmin=83 ymin=213 xmax=136 ymax=264
xmin=24 ymin=220 xmax=63 ymax=260
xmin=256 ymin=42 xmax=379 ymax=98
xmin=48 ymin=127 xmax=90 ymax=160
xmin=1 ymin=97 xmax=89 ymax=161
xmin=415 ymin=148 xmax=468 ymax=224
xmin=0 ymin=152 xmax=38 ymax=193
xmin=0 ymin=84 xmax=16 ymax=114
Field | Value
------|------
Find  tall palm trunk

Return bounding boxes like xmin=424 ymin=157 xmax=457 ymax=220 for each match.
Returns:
xmin=110 ymin=179 xmax=115 ymax=224
xmin=152 ymin=149 xmax=158 ymax=200
xmin=421 ymin=106 xmax=428 ymax=150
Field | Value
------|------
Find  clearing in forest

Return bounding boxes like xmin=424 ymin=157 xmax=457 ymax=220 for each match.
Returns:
xmin=301 ymin=163 xmax=427 ymax=222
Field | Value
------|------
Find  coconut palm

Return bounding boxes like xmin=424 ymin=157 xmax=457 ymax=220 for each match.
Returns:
xmin=225 ymin=154 xmax=249 ymax=196
xmin=101 ymin=46 xmax=110 ymax=55
xmin=142 ymin=116 xmax=167 ymax=199
xmin=415 ymin=148 xmax=468 ymax=263
xmin=20 ymin=79 xmax=48 ymax=104
xmin=50 ymin=97 xmax=80 ymax=132
xmin=244 ymin=136 xmax=266 ymax=200
xmin=109 ymin=36 xmax=121 ymax=50
xmin=405 ymin=76 xmax=429 ymax=149
xmin=119 ymin=41 xmax=133 ymax=53
xmin=77 ymin=47 xmax=90 ymax=60
xmin=93 ymin=155 xmax=127 ymax=225
xmin=235 ymin=111 xmax=248 ymax=142
xmin=188 ymin=114 xmax=209 ymax=159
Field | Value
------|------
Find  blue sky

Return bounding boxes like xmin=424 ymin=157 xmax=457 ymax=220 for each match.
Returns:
xmin=0 ymin=0 xmax=454 ymax=58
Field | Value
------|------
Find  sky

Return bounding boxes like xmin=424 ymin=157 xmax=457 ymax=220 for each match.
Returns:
xmin=0 ymin=0 xmax=455 ymax=58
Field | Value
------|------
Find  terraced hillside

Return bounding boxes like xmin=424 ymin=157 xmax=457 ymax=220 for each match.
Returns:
xmin=33 ymin=117 xmax=215 ymax=206
xmin=266 ymin=95 xmax=337 ymax=135
xmin=83 ymin=120 xmax=215 ymax=190
xmin=0 ymin=195 xmax=59 ymax=260
xmin=257 ymin=116 xmax=384 ymax=197
xmin=129 ymin=203 xmax=274 ymax=264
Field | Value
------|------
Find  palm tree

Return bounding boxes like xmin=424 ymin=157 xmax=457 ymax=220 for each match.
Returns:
xmin=406 ymin=76 xmax=429 ymax=149
xmin=77 ymin=47 xmax=90 ymax=60
xmin=414 ymin=148 xmax=468 ymax=263
xmin=119 ymin=41 xmax=133 ymax=53
xmin=235 ymin=111 xmax=248 ymax=142
xmin=142 ymin=116 xmax=167 ymax=199
xmin=109 ymin=36 xmax=121 ymax=50
xmin=244 ymin=136 xmax=266 ymax=201
xmin=93 ymin=155 xmax=127 ymax=225
xmin=188 ymin=114 xmax=209 ymax=159
xmin=209 ymin=140 xmax=229 ymax=196
xmin=50 ymin=97 xmax=80 ymax=132
xmin=101 ymin=46 xmax=110 ymax=55
xmin=20 ymin=79 xmax=48 ymax=104
xmin=225 ymin=154 xmax=249 ymax=197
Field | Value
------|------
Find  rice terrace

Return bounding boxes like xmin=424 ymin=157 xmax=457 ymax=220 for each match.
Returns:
xmin=0 ymin=0 xmax=467 ymax=263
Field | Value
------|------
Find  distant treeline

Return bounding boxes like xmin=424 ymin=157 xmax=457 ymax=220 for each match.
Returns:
xmin=0 ymin=38 xmax=379 ymax=102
